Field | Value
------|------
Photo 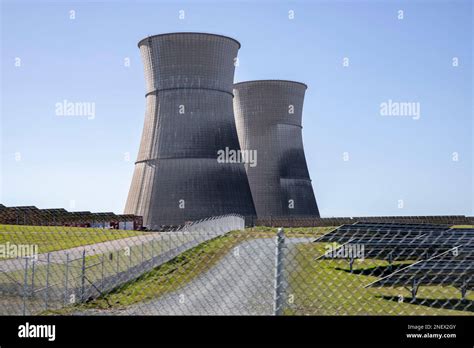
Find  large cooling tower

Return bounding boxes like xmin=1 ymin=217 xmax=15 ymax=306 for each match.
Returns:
xmin=125 ymin=33 xmax=256 ymax=229
xmin=233 ymin=80 xmax=320 ymax=217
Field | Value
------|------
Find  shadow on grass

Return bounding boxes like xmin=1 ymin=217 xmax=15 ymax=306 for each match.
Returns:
xmin=335 ymin=263 xmax=409 ymax=277
xmin=378 ymin=295 xmax=474 ymax=313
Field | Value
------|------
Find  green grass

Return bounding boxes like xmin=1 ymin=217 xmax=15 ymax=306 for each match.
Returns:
xmin=46 ymin=227 xmax=333 ymax=314
xmin=45 ymin=229 xmax=261 ymax=314
xmin=246 ymin=225 xmax=336 ymax=238
xmin=29 ymin=224 xmax=472 ymax=316
xmin=285 ymin=242 xmax=473 ymax=315
xmin=0 ymin=224 xmax=331 ymax=258
xmin=0 ymin=224 xmax=144 ymax=254
xmin=1 ymin=237 xmax=184 ymax=289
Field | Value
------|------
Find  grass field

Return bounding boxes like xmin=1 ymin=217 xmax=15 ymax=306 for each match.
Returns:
xmin=3 ymin=223 xmax=465 ymax=257
xmin=285 ymin=242 xmax=473 ymax=315
xmin=44 ymin=226 xmax=334 ymax=313
xmin=1 ymin=235 xmax=193 ymax=290
xmin=247 ymin=225 xmax=336 ymax=237
xmin=0 ymin=224 xmax=144 ymax=254
xmin=50 ymin=225 xmax=473 ymax=316
xmin=2 ymin=224 xmax=470 ymax=316
xmin=46 ymin=229 xmax=261 ymax=314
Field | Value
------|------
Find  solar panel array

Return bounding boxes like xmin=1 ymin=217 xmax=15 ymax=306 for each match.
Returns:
xmin=367 ymin=246 xmax=473 ymax=299
xmin=0 ymin=205 xmax=143 ymax=229
xmin=253 ymin=215 xmax=474 ymax=227
xmin=314 ymin=222 xmax=473 ymax=300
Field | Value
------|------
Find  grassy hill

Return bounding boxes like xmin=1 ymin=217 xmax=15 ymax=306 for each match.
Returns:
xmin=0 ymin=224 xmax=144 ymax=254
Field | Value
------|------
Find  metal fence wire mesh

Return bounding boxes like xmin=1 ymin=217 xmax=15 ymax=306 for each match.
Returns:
xmin=0 ymin=216 xmax=472 ymax=316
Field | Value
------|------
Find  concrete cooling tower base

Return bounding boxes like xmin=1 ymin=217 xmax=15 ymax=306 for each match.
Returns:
xmin=126 ymin=159 xmax=256 ymax=226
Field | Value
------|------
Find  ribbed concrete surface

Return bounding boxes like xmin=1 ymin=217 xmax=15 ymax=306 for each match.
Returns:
xmin=233 ymin=80 xmax=319 ymax=217
xmin=125 ymin=33 xmax=256 ymax=228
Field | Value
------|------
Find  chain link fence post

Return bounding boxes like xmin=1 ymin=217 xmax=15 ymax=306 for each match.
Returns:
xmin=64 ymin=253 xmax=69 ymax=305
xmin=31 ymin=257 xmax=36 ymax=295
xmin=22 ymin=257 xmax=29 ymax=316
xmin=101 ymin=255 xmax=105 ymax=290
xmin=44 ymin=252 xmax=51 ymax=310
xmin=116 ymin=250 xmax=120 ymax=274
xmin=273 ymin=227 xmax=285 ymax=316
xmin=151 ymin=239 xmax=155 ymax=262
xmin=80 ymin=249 xmax=86 ymax=302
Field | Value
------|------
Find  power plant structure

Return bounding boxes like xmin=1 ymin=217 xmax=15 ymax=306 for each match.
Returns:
xmin=233 ymin=80 xmax=320 ymax=217
xmin=124 ymin=33 xmax=256 ymax=229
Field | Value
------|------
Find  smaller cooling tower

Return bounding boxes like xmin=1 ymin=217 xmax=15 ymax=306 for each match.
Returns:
xmin=233 ymin=80 xmax=320 ymax=217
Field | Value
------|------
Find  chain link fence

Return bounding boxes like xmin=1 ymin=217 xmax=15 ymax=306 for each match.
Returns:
xmin=0 ymin=218 xmax=472 ymax=315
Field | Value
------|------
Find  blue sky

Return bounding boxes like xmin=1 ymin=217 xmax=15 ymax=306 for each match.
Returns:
xmin=1 ymin=0 xmax=472 ymax=217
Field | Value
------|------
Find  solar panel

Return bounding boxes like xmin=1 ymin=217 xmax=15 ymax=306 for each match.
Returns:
xmin=9 ymin=206 xmax=38 ymax=210
xmin=41 ymin=208 xmax=68 ymax=214
xmin=0 ymin=206 xmax=43 ymax=225
xmin=352 ymin=216 xmax=463 ymax=225
xmin=356 ymin=222 xmax=448 ymax=228
xmin=92 ymin=212 xmax=118 ymax=221
xmin=315 ymin=224 xmax=453 ymax=244
xmin=315 ymin=223 xmax=474 ymax=270
xmin=366 ymin=247 xmax=473 ymax=300
xmin=0 ymin=205 xmax=144 ymax=229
